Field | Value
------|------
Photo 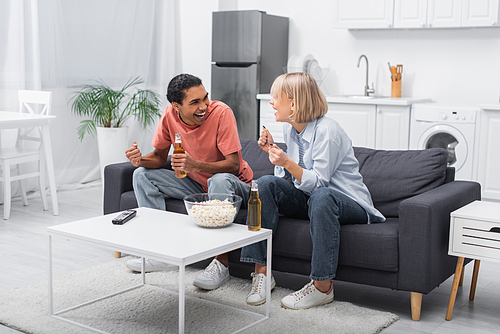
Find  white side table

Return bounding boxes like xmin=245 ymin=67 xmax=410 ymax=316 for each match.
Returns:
xmin=446 ymin=200 xmax=500 ymax=320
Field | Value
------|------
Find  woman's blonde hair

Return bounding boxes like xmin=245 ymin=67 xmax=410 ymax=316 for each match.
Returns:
xmin=270 ymin=72 xmax=328 ymax=124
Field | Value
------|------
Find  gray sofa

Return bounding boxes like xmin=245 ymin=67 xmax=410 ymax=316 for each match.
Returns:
xmin=103 ymin=139 xmax=480 ymax=321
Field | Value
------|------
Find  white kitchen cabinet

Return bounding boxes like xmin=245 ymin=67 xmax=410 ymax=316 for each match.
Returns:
xmin=338 ymin=0 xmax=500 ymax=29
xmin=461 ymin=0 xmax=500 ymax=27
xmin=375 ymin=105 xmax=411 ymax=150
xmin=394 ymin=0 xmax=462 ymax=28
xmin=333 ymin=0 xmax=394 ymax=29
xmin=326 ymin=103 xmax=377 ymax=148
xmin=393 ymin=0 xmax=429 ymax=28
xmin=476 ymin=107 xmax=500 ymax=201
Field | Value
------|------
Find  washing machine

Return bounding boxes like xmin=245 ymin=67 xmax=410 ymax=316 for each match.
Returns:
xmin=409 ymin=103 xmax=477 ymax=181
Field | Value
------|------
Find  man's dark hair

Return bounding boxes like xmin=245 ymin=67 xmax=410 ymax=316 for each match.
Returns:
xmin=166 ymin=73 xmax=203 ymax=104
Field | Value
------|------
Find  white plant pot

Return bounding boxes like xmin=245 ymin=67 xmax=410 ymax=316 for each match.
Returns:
xmin=96 ymin=126 xmax=129 ymax=182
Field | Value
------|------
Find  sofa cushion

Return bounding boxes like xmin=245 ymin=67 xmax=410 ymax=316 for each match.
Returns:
xmin=271 ymin=216 xmax=399 ymax=272
xmin=353 ymin=147 xmax=448 ymax=217
xmin=240 ymin=139 xmax=286 ymax=179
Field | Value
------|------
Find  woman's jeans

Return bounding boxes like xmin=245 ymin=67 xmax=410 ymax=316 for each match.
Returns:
xmin=133 ymin=167 xmax=251 ymax=210
xmin=240 ymin=175 xmax=368 ymax=282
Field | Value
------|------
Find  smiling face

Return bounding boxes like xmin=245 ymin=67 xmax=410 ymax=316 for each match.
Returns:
xmin=172 ymin=85 xmax=210 ymax=126
xmin=270 ymin=91 xmax=294 ymax=124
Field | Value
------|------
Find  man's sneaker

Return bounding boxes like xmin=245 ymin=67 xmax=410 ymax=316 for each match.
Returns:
xmin=193 ymin=258 xmax=230 ymax=290
xmin=246 ymin=272 xmax=276 ymax=306
xmin=126 ymin=258 xmax=178 ymax=272
xmin=281 ymin=280 xmax=334 ymax=310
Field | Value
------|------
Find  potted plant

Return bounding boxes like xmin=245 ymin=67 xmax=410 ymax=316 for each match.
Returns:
xmin=70 ymin=76 xmax=162 ymax=180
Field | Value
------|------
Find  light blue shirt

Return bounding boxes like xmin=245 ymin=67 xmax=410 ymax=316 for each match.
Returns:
xmin=275 ymin=116 xmax=385 ymax=223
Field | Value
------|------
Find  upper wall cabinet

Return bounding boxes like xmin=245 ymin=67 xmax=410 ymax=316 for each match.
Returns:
xmin=334 ymin=0 xmax=500 ymax=29
xmin=394 ymin=0 xmax=462 ymax=28
xmin=333 ymin=0 xmax=395 ymax=29
xmin=461 ymin=0 xmax=500 ymax=27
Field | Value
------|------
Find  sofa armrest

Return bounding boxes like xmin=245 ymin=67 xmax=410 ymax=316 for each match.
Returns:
xmin=103 ymin=162 xmax=138 ymax=214
xmin=397 ymin=180 xmax=481 ymax=293
xmin=103 ymin=157 xmax=174 ymax=214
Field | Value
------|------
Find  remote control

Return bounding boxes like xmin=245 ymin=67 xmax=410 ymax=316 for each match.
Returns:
xmin=112 ymin=210 xmax=137 ymax=225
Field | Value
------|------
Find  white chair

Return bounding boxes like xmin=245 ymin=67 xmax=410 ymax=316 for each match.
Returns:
xmin=0 ymin=90 xmax=52 ymax=219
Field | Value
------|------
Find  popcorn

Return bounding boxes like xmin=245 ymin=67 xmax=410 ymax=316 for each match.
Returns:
xmin=187 ymin=198 xmax=237 ymax=227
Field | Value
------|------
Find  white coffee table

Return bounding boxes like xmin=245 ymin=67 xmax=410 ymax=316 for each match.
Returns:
xmin=47 ymin=207 xmax=272 ymax=334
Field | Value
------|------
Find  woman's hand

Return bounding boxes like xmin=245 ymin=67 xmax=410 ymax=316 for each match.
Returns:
xmin=258 ymin=127 xmax=275 ymax=153
xmin=269 ymin=143 xmax=304 ymax=183
xmin=268 ymin=144 xmax=289 ymax=167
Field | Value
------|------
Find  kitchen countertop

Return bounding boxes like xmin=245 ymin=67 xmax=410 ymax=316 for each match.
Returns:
xmin=257 ymin=94 xmax=431 ymax=106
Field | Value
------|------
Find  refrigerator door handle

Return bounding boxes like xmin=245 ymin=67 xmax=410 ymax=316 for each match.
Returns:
xmin=214 ymin=62 xmax=257 ymax=68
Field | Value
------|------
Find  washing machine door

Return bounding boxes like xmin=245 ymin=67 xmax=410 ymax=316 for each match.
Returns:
xmin=417 ymin=124 xmax=467 ymax=172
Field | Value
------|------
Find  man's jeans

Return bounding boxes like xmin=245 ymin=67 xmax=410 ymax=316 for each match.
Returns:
xmin=133 ymin=167 xmax=251 ymax=211
xmin=240 ymin=175 xmax=368 ymax=282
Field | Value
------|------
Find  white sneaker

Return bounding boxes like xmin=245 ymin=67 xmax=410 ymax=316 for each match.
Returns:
xmin=246 ymin=272 xmax=276 ymax=306
xmin=193 ymin=258 xmax=230 ymax=290
xmin=126 ymin=258 xmax=178 ymax=272
xmin=281 ymin=281 xmax=334 ymax=310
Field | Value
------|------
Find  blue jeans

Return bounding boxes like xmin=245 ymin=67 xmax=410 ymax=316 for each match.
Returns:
xmin=133 ymin=168 xmax=251 ymax=210
xmin=240 ymin=175 xmax=368 ymax=281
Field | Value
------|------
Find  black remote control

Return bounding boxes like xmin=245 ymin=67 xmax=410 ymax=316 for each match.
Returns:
xmin=112 ymin=210 xmax=137 ymax=225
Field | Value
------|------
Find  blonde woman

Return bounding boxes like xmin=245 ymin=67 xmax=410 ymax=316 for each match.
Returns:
xmin=240 ymin=73 xmax=385 ymax=310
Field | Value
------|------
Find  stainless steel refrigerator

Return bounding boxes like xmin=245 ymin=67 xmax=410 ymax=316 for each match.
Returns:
xmin=211 ymin=10 xmax=289 ymax=140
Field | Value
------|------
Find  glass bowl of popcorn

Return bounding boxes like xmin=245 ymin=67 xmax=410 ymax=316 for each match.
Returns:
xmin=184 ymin=193 xmax=242 ymax=228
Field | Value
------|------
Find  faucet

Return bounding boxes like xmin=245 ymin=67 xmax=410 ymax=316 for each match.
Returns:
xmin=357 ymin=54 xmax=375 ymax=96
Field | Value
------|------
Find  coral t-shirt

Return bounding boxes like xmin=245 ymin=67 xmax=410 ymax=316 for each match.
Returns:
xmin=152 ymin=100 xmax=253 ymax=191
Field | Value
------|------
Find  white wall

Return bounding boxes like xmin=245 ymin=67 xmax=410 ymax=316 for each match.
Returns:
xmin=179 ymin=0 xmax=500 ymax=106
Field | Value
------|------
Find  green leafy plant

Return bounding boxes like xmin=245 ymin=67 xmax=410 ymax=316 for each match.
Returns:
xmin=69 ymin=76 xmax=162 ymax=140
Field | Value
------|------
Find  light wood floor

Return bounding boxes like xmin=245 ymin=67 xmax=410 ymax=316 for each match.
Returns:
xmin=1 ymin=185 xmax=499 ymax=333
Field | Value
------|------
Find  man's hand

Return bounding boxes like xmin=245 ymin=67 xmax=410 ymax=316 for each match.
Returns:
xmin=125 ymin=142 xmax=142 ymax=167
xmin=171 ymin=150 xmax=196 ymax=173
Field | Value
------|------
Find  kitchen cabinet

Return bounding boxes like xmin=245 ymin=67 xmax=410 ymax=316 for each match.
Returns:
xmin=394 ymin=0 xmax=462 ymax=28
xmin=375 ymin=105 xmax=411 ymax=150
xmin=332 ymin=0 xmax=394 ymax=29
xmin=461 ymin=0 xmax=500 ymax=27
xmin=476 ymin=106 xmax=500 ymax=201
xmin=335 ymin=0 xmax=500 ymax=29
xmin=327 ymin=103 xmax=410 ymax=150
xmin=326 ymin=103 xmax=377 ymax=148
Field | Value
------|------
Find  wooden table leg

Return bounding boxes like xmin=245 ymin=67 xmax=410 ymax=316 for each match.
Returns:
xmin=446 ymin=257 xmax=464 ymax=321
xmin=114 ymin=251 xmax=121 ymax=258
xmin=459 ymin=261 xmax=465 ymax=286
xmin=469 ymin=259 xmax=480 ymax=301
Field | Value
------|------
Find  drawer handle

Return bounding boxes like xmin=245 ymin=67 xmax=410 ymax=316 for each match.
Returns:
xmin=489 ymin=227 xmax=500 ymax=233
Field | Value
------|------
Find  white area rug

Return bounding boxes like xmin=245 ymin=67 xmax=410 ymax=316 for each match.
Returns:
xmin=0 ymin=258 xmax=398 ymax=333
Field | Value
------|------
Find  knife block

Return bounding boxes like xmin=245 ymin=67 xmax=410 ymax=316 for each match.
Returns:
xmin=391 ymin=80 xmax=402 ymax=98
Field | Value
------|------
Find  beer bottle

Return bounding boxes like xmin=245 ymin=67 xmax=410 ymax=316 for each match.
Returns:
xmin=174 ymin=133 xmax=187 ymax=178
xmin=247 ymin=180 xmax=261 ymax=231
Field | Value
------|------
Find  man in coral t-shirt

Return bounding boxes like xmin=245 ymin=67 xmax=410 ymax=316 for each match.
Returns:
xmin=124 ymin=73 xmax=253 ymax=291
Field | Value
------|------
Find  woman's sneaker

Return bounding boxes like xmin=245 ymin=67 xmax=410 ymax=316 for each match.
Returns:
xmin=126 ymin=258 xmax=178 ymax=272
xmin=246 ymin=272 xmax=276 ymax=306
xmin=193 ymin=258 xmax=230 ymax=290
xmin=281 ymin=280 xmax=334 ymax=310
